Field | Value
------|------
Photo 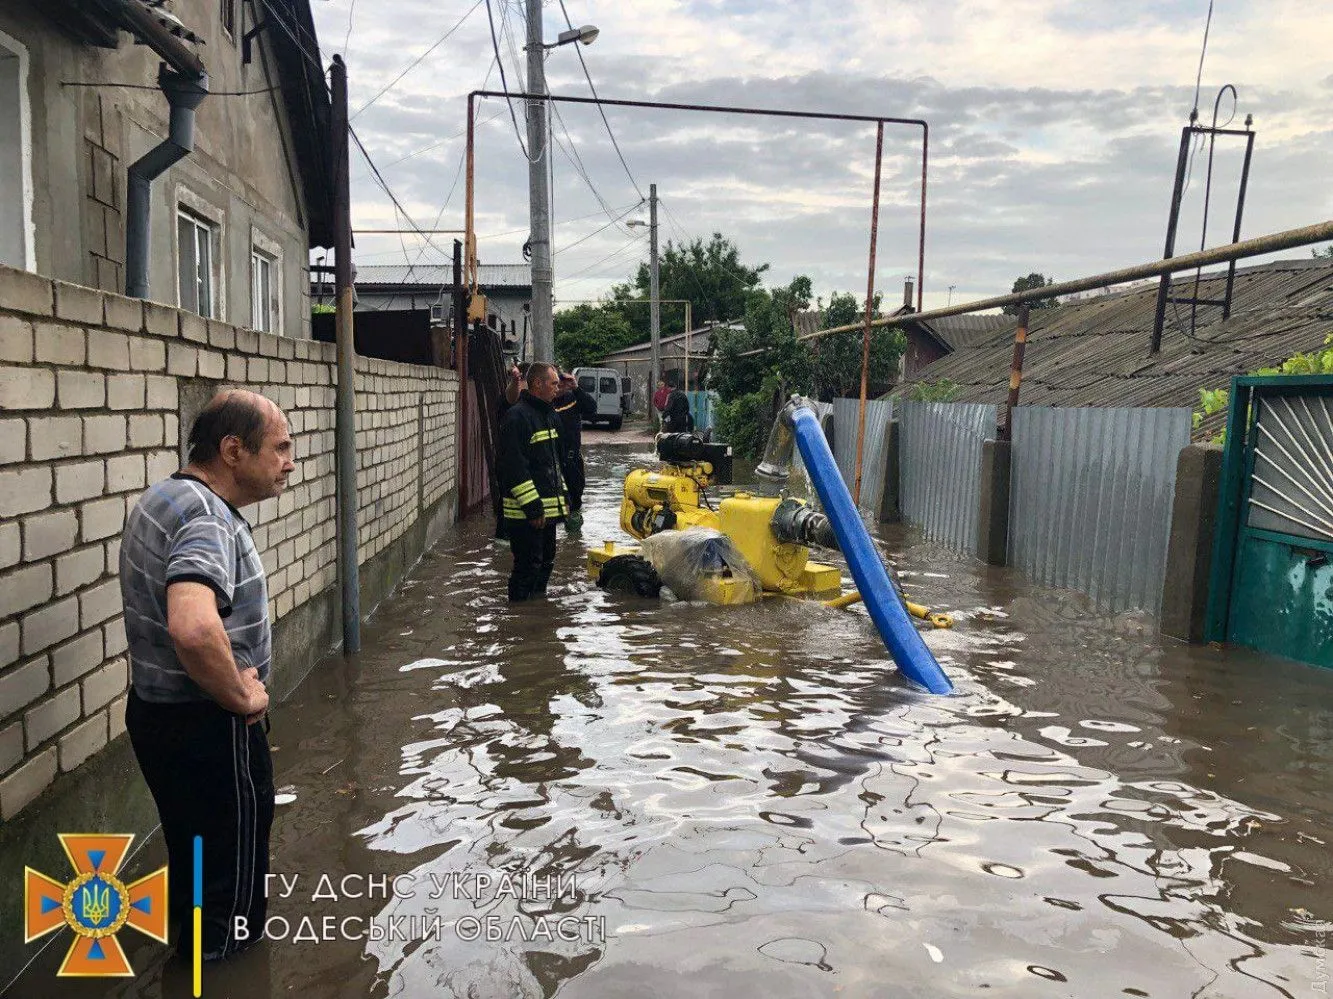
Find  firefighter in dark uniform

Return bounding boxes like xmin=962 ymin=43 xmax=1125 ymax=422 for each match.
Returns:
xmin=553 ymin=370 xmax=598 ymax=536
xmin=496 ymin=362 xmax=569 ymax=601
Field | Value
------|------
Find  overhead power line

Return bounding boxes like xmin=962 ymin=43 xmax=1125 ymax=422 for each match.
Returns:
xmin=549 ymin=103 xmax=634 ymax=228
xmin=556 ymin=0 xmax=644 ymax=201
xmin=349 ymin=126 xmax=454 ymax=259
xmin=554 ymin=203 xmax=643 ymax=255
xmin=351 ymin=0 xmax=485 ymax=118
xmin=558 ymin=234 xmax=647 ymax=282
xmin=483 ymin=0 xmax=537 ymax=162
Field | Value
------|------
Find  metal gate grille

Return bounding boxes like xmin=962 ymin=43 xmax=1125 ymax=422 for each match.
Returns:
xmin=1248 ymin=394 xmax=1333 ymax=542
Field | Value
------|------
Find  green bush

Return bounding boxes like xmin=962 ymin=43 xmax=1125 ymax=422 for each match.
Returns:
xmin=714 ymin=380 xmax=779 ymax=462
xmin=903 ymin=378 xmax=962 ymax=402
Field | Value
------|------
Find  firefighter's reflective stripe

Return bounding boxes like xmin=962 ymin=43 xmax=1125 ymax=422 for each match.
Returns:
xmin=529 ymin=428 xmax=559 ymax=444
xmin=510 ymin=479 xmax=540 ymax=506
xmin=501 ymin=494 xmax=569 ymax=519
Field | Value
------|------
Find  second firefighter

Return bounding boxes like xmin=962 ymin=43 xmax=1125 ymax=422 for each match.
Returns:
xmin=496 ymin=362 xmax=570 ymax=601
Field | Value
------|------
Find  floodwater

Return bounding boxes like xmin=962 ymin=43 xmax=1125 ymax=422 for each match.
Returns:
xmin=13 ymin=445 xmax=1333 ymax=998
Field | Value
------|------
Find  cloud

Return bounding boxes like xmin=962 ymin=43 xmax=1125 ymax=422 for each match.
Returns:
xmin=314 ymin=0 xmax=1333 ymax=311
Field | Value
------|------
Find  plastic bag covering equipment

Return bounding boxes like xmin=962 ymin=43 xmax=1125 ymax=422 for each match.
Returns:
xmin=787 ymin=400 xmax=954 ymax=694
xmin=639 ymin=528 xmax=764 ymax=605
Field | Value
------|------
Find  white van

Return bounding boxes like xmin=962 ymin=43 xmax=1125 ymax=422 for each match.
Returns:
xmin=573 ymin=367 xmax=630 ymax=431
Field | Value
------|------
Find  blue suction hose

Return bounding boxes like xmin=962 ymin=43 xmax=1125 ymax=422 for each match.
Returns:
xmin=786 ymin=399 xmax=953 ymax=694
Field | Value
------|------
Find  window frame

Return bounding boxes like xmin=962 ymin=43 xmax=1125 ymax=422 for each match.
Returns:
xmin=0 ymin=29 xmax=35 ymax=272
xmin=174 ymin=190 xmax=225 ymax=321
xmin=221 ymin=0 xmax=237 ymax=40
xmin=249 ymin=227 xmax=283 ymax=334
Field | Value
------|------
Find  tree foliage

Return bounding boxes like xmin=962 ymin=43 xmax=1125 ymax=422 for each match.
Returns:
xmin=552 ymin=304 xmax=637 ymax=371
xmin=904 ymin=378 xmax=962 ymax=402
xmin=1191 ymin=332 xmax=1333 ymax=443
xmin=607 ymin=233 xmax=769 ymax=341
xmin=810 ymin=291 xmax=905 ymax=399
xmin=1313 ymin=245 xmax=1333 ymax=259
xmin=1003 ymin=273 xmax=1059 ymax=314
xmin=710 ymin=276 xmax=813 ymax=400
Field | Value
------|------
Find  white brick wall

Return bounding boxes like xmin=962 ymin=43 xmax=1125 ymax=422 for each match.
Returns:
xmin=0 ymin=265 xmax=459 ymax=820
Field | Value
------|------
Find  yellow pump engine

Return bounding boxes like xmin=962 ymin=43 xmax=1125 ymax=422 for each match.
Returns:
xmin=590 ymin=433 xmax=841 ymax=602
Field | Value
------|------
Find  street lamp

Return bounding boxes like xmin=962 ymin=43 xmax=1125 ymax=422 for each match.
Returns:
xmin=550 ymin=25 xmax=599 ymax=48
xmin=523 ymin=6 xmax=600 ymax=362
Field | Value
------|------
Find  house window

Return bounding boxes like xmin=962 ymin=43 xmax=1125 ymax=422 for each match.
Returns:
xmin=177 ymin=209 xmax=220 ymax=319
xmin=250 ymin=249 xmax=278 ymax=332
xmin=222 ymin=0 xmax=236 ymax=38
xmin=0 ymin=30 xmax=34 ymax=271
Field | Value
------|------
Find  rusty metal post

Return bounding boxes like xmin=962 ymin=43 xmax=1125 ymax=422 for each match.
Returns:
xmin=684 ymin=300 xmax=692 ymax=390
xmin=1223 ymin=126 xmax=1255 ymax=319
xmin=458 ymin=97 xmax=475 ymax=514
xmin=464 ymin=94 xmax=476 ymax=295
xmin=1000 ymin=304 xmax=1030 ymax=442
xmin=853 ymin=121 xmax=885 ymax=506
xmin=1151 ymin=126 xmax=1194 ymax=355
xmin=331 ymin=55 xmax=361 ymax=654
xmin=917 ymin=123 xmax=927 ymax=311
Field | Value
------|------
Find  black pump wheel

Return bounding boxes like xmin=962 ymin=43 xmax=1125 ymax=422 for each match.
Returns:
xmin=597 ymin=555 xmax=662 ymax=598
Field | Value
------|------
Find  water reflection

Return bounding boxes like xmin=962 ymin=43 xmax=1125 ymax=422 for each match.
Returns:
xmin=21 ymin=446 xmax=1322 ymax=999
xmin=326 ymin=450 xmax=1331 ymax=998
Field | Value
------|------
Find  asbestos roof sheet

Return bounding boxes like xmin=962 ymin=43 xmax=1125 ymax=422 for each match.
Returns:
xmin=897 ymin=257 xmax=1333 ymax=438
xmin=918 ymin=313 xmax=1017 ymax=350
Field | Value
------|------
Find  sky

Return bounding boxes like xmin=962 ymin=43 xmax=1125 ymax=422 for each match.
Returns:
xmin=311 ymin=0 xmax=1333 ymax=315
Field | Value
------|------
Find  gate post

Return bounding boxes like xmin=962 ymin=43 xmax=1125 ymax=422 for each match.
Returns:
xmin=1161 ymin=444 xmax=1224 ymax=642
xmin=878 ymin=419 xmax=902 ymax=523
xmin=976 ymin=438 xmax=1011 ymax=565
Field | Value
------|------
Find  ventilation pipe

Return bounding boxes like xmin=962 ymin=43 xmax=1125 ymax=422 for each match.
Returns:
xmin=125 ymin=66 xmax=209 ymax=299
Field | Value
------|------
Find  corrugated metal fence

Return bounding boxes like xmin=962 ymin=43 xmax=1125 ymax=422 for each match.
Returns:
xmin=831 ymin=398 xmax=894 ymax=515
xmin=897 ymin=401 xmax=999 ymax=552
xmin=1009 ymin=406 xmax=1191 ymax=613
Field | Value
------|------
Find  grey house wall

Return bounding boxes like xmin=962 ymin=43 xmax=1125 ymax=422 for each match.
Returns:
xmin=0 ymin=3 xmax=314 ymax=337
xmin=0 ymin=265 xmax=459 ymax=825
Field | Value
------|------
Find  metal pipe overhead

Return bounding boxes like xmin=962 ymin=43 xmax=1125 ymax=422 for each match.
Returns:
xmin=465 ymin=89 xmax=931 ymax=326
xmin=798 ymin=219 xmax=1333 ymax=346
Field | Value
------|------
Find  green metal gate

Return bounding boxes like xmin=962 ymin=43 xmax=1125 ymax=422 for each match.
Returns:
xmin=1206 ymin=375 xmax=1333 ymax=668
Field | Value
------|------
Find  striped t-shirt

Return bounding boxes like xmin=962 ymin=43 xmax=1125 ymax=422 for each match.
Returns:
xmin=119 ymin=473 xmax=271 ymax=704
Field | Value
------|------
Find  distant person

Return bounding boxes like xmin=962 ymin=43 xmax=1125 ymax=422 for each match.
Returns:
xmin=553 ymin=369 xmax=598 ymax=535
xmin=496 ymin=362 xmax=570 ymax=600
xmin=652 ymin=377 xmax=670 ymax=416
xmin=120 ymin=389 xmax=293 ymax=961
xmin=661 ymin=374 xmax=694 ymax=433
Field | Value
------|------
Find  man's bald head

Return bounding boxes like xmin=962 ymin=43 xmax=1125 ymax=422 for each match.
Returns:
xmin=185 ymin=390 xmax=294 ymax=506
xmin=188 ymin=390 xmax=283 ymax=464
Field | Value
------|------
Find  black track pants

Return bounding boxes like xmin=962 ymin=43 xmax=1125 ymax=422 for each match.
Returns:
xmin=126 ymin=689 xmax=274 ymax=961
xmin=508 ymin=521 xmax=558 ymax=600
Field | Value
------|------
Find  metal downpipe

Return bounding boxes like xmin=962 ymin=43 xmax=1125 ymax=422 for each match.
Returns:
xmin=125 ymin=68 xmax=209 ymax=300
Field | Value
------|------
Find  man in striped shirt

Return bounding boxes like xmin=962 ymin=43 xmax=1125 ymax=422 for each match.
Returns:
xmin=120 ymin=389 xmax=293 ymax=961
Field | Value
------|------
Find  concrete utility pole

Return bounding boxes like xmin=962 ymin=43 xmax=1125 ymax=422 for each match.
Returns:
xmin=525 ymin=0 xmax=554 ymax=361
xmin=330 ymin=55 xmax=361 ymax=654
xmin=649 ymin=183 xmax=661 ymax=395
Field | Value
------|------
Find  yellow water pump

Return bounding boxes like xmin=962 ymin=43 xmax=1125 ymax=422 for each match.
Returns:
xmin=588 ymin=434 xmax=950 ymax=626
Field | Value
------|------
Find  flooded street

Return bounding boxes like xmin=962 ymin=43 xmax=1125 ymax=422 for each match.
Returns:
xmin=15 ymin=443 xmax=1332 ymax=998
